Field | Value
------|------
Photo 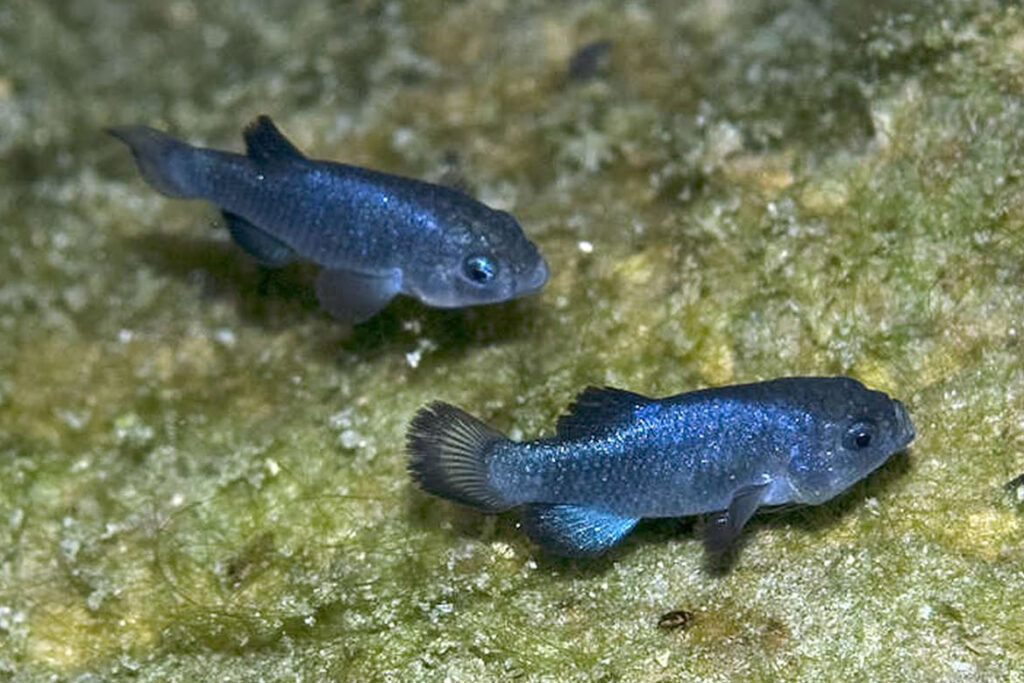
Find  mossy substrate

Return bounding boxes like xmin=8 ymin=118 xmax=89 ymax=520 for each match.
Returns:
xmin=2 ymin=1 xmax=1024 ymax=680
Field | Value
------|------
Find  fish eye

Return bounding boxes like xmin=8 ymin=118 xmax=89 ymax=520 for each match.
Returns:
xmin=463 ymin=255 xmax=496 ymax=284
xmin=843 ymin=420 xmax=876 ymax=450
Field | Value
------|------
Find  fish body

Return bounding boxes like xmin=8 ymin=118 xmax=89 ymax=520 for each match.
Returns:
xmin=109 ymin=116 xmax=549 ymax=322
xmin=408 ymin=377 xmax=915 ymax=557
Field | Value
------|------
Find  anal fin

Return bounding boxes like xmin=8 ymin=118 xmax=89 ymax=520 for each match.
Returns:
xmin=315 ymin=267 xmax=401 ymax=324
xmin=522 ymin=504 xmax=638 ymax=557
xmin=223 ymin=212 xmax=295 ymax=267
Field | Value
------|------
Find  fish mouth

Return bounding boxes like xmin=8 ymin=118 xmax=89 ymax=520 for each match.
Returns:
xmin=516 ymin=257 xmax=549 ymax=296
xmin=893 ymin=399 xmax=915 ymax=449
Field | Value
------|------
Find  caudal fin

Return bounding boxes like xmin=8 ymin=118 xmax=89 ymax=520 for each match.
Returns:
xmin=407 ymin=402 xmax=512 ymax=512
xmin=107 ymin=125 xmax=201 ymax=198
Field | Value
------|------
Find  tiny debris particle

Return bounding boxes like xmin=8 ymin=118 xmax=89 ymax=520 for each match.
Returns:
xmin=213 ymin=327 xmax=237 ymax=347
xmin=114 ymin=412 xmax=154 ymax=445
xmin=951 ymin=661 xmax=975 ymax=675
xmin=339 ymin=429 xmax=363 ymax=449
xmin=329 ymin=408 xmax=354 ymax=430
xmin=657 ymin=609 xmax=695 ymax=631
xmin=491 ymin=541 xmax=516 ymax=559
xmin=406 ymin=338 xmax=438 ymax=368
xmin=8 ymin=508 xmax=24 ymax=530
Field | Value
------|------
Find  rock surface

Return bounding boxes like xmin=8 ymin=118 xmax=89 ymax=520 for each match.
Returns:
xmin=2 ymin=1 xmax=1023 ymax=679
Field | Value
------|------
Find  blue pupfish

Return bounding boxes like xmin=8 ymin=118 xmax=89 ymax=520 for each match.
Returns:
xmin=109 ymin=116 xmax=549 ymax=322
xmin=408 ymin=377 xmax=915 ymax=557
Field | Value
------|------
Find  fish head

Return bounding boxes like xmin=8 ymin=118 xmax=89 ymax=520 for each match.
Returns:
xmin=784 ymin=377 xmax=915 ymax=505
xmin=407 ymin=204 xmax=549 ymax=309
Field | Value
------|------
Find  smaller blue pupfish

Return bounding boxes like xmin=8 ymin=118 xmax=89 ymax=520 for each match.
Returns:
xmin=109 ymin=117 xmax=549 ymax=322
xmin=408 ymin=377 xmax=915 ymax=557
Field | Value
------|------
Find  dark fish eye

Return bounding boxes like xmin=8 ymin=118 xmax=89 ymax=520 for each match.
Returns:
xmin=843 ymin=420 xmax=876 ymax=450
xmin=463 ymin=255 xmax=496 ymax=284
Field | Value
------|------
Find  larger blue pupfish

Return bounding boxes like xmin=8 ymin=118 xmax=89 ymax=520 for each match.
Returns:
xmin=408 ymin=377 xmax=915 ymax=557
xmin=109 ymin=116 xmax=549 ymax=322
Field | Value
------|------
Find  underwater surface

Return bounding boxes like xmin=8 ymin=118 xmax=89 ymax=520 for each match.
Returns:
xmin=2 ymin=0 xmax=1024 ymax=680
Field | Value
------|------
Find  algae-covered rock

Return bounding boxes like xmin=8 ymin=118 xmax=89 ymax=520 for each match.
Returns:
xmin=2 ymin=0 xmax=1024 ymax=680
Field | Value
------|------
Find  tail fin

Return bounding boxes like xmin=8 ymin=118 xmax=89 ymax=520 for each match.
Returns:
xmin=107 ymin=125 xmax=201 ymax=198
xmin=407 ymin=402 xmax=513 ymax=512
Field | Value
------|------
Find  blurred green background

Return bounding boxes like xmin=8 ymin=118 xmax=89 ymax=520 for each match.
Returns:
xmin=2 ymin=0 xmax=1024 ymax=680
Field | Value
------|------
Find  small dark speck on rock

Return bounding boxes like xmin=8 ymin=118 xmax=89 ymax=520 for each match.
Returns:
xmin=657 ymin=609 xmax=695 ymax=631
xmin=568 ymin=39 xmax=613 ymax=81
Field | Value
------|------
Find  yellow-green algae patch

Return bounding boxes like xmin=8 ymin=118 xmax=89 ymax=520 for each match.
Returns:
xmin=4 ymin=0 xmax=1024 ymax=680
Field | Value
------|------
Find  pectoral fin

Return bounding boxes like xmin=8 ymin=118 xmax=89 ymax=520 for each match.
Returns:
xmin=704 ymin=481 xmax=770 ymax=554
xmin=522 ymin=504 xmax=638 ymax=557
xmin=315 ymin=268 xmax=401 ymax=323
xmin=223 ymin=212 xmax=295 ymax=267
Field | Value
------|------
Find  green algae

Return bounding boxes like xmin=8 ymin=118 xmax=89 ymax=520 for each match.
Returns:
xmin=3 ymin=0 xmax=1024 ymax=679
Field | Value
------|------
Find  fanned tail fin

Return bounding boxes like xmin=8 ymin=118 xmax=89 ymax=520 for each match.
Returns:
xmin=407 ymin=402 xmax=513 ymax=512
xmin=107 ymin=125 xmax=202 ymax=198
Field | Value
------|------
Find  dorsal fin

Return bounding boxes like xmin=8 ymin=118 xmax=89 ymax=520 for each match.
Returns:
xmin=555 ymin=386 xmax=655 ymax=439
xmin=243 ymin=115 xmax=305 ymax=163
